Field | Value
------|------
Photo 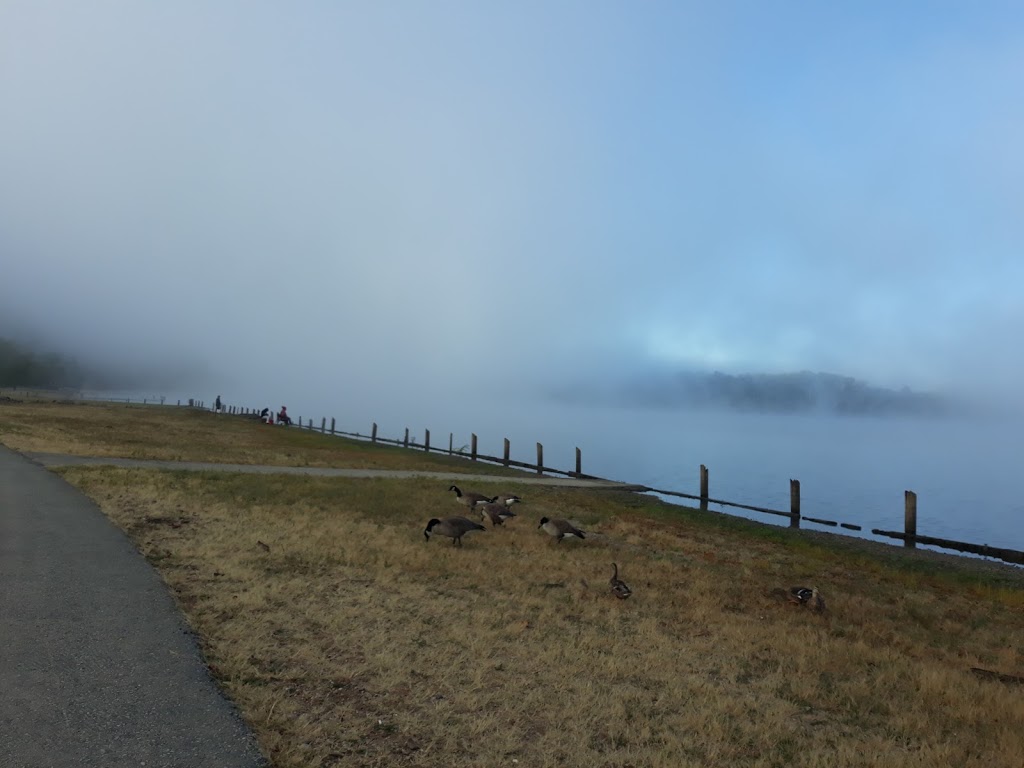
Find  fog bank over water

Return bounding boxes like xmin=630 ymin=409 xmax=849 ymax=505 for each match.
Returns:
xmin=3 ymin=3 xmax=1024 ymax=422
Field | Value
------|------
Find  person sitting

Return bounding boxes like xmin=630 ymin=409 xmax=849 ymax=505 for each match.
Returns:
xmin=259 ymin=407 xmax=270 ymax=421
xmin=277 ymin=406 xmax=292 ymax=426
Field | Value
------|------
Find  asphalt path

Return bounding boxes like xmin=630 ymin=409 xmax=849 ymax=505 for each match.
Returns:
xmin=0 ymin=446 xmax=266 ymax=768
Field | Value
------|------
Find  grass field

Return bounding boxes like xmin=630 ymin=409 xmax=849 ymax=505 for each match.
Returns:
xmin=6 ymin=399 xmax=1024 ymax=766
xmin=0 ymin=399 xmax=524 ymax=475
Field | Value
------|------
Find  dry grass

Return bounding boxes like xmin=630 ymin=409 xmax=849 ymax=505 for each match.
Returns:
xmin=0 ymin=400 xmax=523 ymax=475
xmin=60 ymin=467 xmax=1024 ymax=768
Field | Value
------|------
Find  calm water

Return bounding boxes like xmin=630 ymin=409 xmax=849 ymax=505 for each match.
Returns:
xmin=94 ymin=389 xmax=1024 ymax=556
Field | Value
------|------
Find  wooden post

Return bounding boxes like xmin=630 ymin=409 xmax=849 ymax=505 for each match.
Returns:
xmin=700 ymin=465 xmax=709 ymax=511
xmin=177 ymin=400 xmax=181 ymax=406
xmin=330 ymin=417 xmax=335 ymax=434
xmin=424 ymin=429 xmax=430 ymax=451
xmin=536 ymin=442 xmax=543 ymax=475
xmin=789 ymin=479 xmax=801 ymax=528
xmin=904 ymin=490 xmax=917 ymax=549
xmin=471 ymin=433 xmax=478 ymax=461
xmin=503 ymin=438 xmax=510 ymax=466
xmin=320 ymin=417 xmax=326 ymax=433
xmin=403 ymin=428 xmax=409 ymax=448
xmin=371 ymin=423 xmax=378 ymax=442
xmin=575 ymin=447 xmax=582 ymax=477
xmin=449 ymin=432 xmax=453 ymax=455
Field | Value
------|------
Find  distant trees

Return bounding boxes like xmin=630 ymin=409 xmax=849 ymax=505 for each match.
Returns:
xmin=0 ymin=338 xmax=85 ymax=388
xmin=568 ymin=368 xmax=955 ymax=418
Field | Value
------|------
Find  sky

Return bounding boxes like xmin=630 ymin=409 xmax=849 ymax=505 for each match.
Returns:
xmin=2 ymin=1 xmax=1024 ymax=415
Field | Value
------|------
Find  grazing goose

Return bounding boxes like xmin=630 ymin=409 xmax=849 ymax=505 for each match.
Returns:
xmin=448 ymin=484 xmax=496 ymax=509
xmin=478 ymin=502 xmax=517 ymax=527
xmin=538 ymin=516 xmax=586 ymax=542
xmin=788 ymin=586 xmax=826 ymax=613
xmin=424 ymin=516 xmax=486 ymax=546
xmin=609 ymin=563 xmax=632 ymax=599
xmin=492 ymin=493 xmax=522 ymax=506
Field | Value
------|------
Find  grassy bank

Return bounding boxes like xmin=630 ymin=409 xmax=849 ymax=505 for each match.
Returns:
xmin=5 ymin=400 xmax=1024 ymax=766
xmin=0 ymin=399 xmax=523 ymax=474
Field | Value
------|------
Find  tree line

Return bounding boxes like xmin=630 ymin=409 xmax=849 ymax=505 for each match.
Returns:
xmin=0 ymin=337 xmax=85 ymax=388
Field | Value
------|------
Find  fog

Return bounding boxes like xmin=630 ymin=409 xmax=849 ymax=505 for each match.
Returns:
xmin=3 ymin=2 xmax=1024 ymax=420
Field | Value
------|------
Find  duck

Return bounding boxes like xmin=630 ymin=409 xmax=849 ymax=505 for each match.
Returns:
xmin=609 ymin=563 xmax=632 ymax=599
xmin=788 ymin=586 xmax=826 ymax=613
xmin=538 ymin=517 xmax=586 ymax=542
xmin=448 ymin=484 xmax=496 ymax=509
xmin=424 ymin=516 xmax=487 ymax=546
xmin=478 ymin=502 xmax=517 ymax=527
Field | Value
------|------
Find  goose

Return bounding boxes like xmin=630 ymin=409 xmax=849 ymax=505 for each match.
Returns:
xmin=478 ymin=502 xmax=517 ymax=527
xmin=424 ymin=516 xmax=486 ymax=546
xmin=609 ymin=563 xmax=632 ymax=599
xmin=492 ymin=493 xmax=522 ymax=507
xmin=538 ymin=517 xmax=586 ymax=542
xmin=788 ymin=586 xmax=826 ymax=613
xmin=448 ymin=484 xmax=496 ymax=509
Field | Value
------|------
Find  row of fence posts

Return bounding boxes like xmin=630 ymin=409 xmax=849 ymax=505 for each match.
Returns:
xmin=191 ymin=399 xmax=932 ymax=553
xmin=365 ymin=423 xmax=584 ymax=477
xmin=695 ymin=463 xmax=920 ymax=549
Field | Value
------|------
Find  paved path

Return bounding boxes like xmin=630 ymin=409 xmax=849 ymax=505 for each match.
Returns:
xmin=0 ymin=446 xmax=266 ymax=768
xmin=25 ymin=452 xmax=649 ymax=490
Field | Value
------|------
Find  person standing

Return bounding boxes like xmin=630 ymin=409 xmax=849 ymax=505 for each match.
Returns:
xmin=215 ymin=395 xmax=222 ymax=413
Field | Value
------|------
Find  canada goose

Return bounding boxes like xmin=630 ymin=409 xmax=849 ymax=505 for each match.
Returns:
xmin=609 ymin=563 xmax=632 ymax=599
xmin=538 ymin=517 xmax=586 ymax=542
xmin=492 ymin=493 xmax=522 ymax=506
xmin=478 ymin=502 xmax=517 ymax=527
xmin=788 ymin=586 xmax=826 ymax=613
xmin=448 ymin=484 xmax=496 ymax=509
xmin=424 ymin=516 xmax=487 ymax=546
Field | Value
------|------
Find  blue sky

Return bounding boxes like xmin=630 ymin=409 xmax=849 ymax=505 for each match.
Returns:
xmin=1 ymin=1 xmax=1023 ymax=406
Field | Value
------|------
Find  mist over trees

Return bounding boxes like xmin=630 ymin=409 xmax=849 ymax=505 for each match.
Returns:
xmin=554 ymin=369 xmax=958 ymax=417
xmin=0 ymin=336 xmax=202 ymax=392
xmin=0 ymin=337 xmax=85 ymax=388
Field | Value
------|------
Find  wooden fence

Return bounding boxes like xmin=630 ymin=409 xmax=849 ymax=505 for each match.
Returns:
xmin=195 ymin=399 xmax=1024 ymax=566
